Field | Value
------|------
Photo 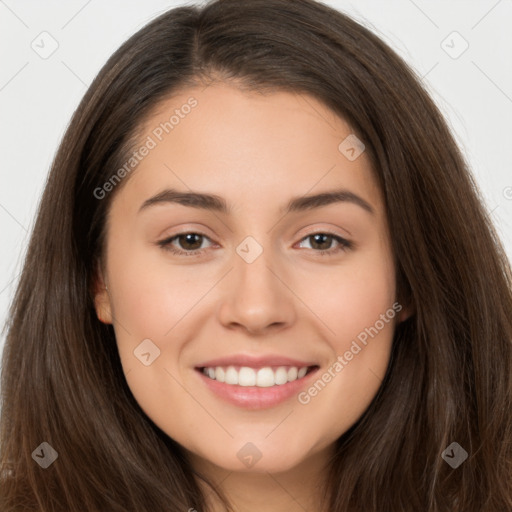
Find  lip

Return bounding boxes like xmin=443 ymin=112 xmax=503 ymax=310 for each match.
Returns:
xmin=195 ymin=365 xmax=320 ymax=410
xmin=195 ymin=353 xmax=317 ymax=369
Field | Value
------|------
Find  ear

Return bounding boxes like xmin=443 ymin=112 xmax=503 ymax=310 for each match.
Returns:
xmin=397 ymin=300 xmax=415 ymax=323
xmin=92 ymin=264 xmax=113 ymax=324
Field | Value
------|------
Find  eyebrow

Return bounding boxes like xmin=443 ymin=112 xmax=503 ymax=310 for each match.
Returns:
xmin=138 ymin=188 xmax=374 ymax=215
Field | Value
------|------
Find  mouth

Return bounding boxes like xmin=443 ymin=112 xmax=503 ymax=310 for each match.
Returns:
xmin=195 ymin=364 xmax=320 ymax=410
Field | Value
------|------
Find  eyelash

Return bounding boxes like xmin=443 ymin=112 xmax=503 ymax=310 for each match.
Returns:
xmin=156 ymin=231 xmax=353 ymax=257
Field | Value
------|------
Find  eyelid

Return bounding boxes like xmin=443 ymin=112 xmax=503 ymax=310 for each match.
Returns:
xmin=298 ymin=223 xmax=352 ymax=239
xmin=157 ymin=223 xmax=215 ymax=240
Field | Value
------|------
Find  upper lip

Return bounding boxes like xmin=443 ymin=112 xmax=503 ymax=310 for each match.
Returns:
xmin=195 ymin=354 xmax=318 ymax=369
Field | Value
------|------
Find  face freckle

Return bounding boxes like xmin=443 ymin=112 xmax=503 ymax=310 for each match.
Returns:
xmin=94 ymin=82 xmax=400 ymax=478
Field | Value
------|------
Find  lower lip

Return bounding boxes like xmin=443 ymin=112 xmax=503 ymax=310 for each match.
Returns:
xmin=195 ymin=367 xmax=319 ymax=410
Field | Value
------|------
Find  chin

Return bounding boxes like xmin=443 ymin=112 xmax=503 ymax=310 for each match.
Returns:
xmin=197 ymin=441 xmax=309 ymax=474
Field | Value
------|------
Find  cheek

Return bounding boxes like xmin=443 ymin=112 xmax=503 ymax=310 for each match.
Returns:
xmin=106 ymin=241 xmax=208 ymax=342
xmin=295 ymin=250 xmax=397 ymax=435
xmin=104 ymin=246 xmax=204 ymax=435
xmin=296 ymin=244 xmax=396 ymax=350
xmin=332 ymin=267 xmax=396 ymax=347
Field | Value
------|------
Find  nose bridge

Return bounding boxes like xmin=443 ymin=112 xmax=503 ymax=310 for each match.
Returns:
xmin=216 ymin=234 xmax=296 ymax=333
xmin=236 ymin=236 xmax=274 ymax=291
xmin=234 ymin=234 xmax=281 ymax=307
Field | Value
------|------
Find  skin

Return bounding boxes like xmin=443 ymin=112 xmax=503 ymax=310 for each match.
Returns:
xmin=94 ymin=82 xmax=411 ymax=512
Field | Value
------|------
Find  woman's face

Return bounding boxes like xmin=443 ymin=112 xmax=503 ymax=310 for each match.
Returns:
xmin=94 ymin=82 xmax=404 ymax=474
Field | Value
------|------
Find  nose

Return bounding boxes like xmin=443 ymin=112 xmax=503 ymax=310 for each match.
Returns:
xmin=216 ymin=245 xmax=297 ymax=336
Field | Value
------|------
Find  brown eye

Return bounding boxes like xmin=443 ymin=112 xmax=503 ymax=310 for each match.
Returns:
xmin=297 ymin=233 xmax=352 ymax=255
xmin=157 ymin=232 xmax=213 ymax=256
xmin=308 ymin=233 xmax=335 ymax=250
xmin=157 ymin=231 xmax=352 ymax=258
xmin=176 ymin=233 xmax=204 ymax=251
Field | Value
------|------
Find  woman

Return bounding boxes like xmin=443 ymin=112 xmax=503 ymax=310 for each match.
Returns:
xmin=1 ymin=0 xmax=511 ymax=510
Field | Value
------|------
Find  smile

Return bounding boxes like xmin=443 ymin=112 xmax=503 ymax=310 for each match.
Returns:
xmin=196 ymin=364 xmax=320 ymax=410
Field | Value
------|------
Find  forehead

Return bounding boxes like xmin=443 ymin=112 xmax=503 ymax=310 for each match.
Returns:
xmin=111 ymin=82 xmax=382 ymax=216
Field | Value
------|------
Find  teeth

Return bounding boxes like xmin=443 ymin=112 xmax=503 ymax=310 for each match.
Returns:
xmin=215 ymin=366 xmax=225 ymax=383
xmin=201 ymin=365 xmax=311 ymax=387
xmin=257 ymin=367 xmax=275 ymax=387
xmin=225 ymin=366 xmax=238 ymax=385
xmin=239 ymin=367 xmax=256 ymax=386
xmin=298 ymin=367 xmax=308 ymax=379
xmin=287 ymin=367 xmax=298 ymax=381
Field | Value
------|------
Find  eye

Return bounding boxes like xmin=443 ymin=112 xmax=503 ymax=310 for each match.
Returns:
xmin=296 ymin=232 xmax=352 ymax=256
xmin=157 ymin=231 xmax=352 ymax=257
xmin=157 ymin=232 xmax=214 ymax=256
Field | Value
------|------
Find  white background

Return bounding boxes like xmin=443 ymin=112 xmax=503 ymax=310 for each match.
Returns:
xmin=1 ymin=0 xmax=511 ymax=359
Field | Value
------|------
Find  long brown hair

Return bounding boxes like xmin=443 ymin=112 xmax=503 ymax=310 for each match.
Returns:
xmin=1 ymin=0 xmax=511 ymax=510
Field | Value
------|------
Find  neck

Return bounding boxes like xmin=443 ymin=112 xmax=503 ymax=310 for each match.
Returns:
xmin=189 ymin=445 xmax=333 ymax=512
